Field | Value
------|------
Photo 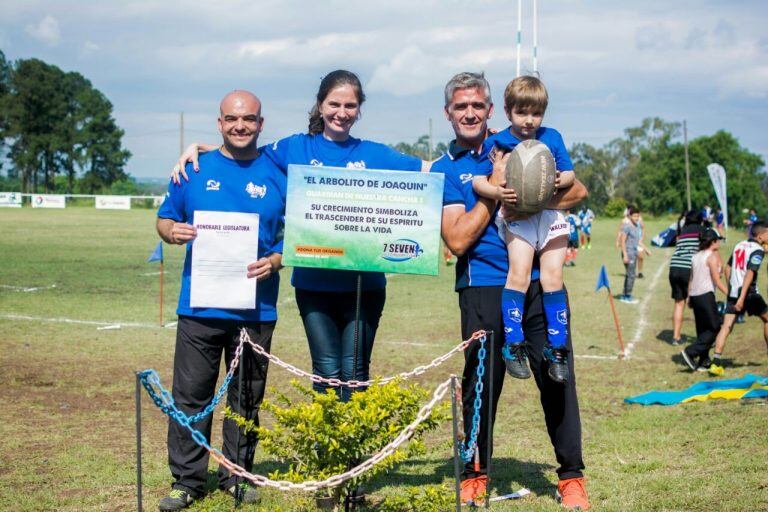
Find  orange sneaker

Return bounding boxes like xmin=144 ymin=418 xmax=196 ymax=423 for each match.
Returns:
xmin=460 ymin=475 xmax=487 ymax=506
xmin=556 ymin=477 xmax=590 ymax=510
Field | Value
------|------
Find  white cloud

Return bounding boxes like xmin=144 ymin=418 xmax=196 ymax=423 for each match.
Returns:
xmin=25 ymin=15 xmax=60 ymax=45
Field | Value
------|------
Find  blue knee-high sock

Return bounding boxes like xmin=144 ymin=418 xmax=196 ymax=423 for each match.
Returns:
xmin=542 ymin=289 xmax=569 ymax=349
xmin=502 ymin=288 xmax=526 ymax=345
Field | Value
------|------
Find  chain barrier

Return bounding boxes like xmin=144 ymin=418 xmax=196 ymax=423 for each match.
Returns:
xmin=459 ymin=333 xmax=486 ymax=462
xmin=241 ymin=328 xmax=485 ymax=388
xmin=139 ymin=339 xmax=243 ymax=427
xmin=138 ymin=329 xmax=487 ymax=490
xmin=142 ymin=369 xmax=451 ymax=491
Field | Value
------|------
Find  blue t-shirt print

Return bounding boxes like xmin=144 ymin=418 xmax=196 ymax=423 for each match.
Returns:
xmin=262 ymin=133 xmax=422 ymax=293
xmin=157 ymin=150 xmax=287 ymax=322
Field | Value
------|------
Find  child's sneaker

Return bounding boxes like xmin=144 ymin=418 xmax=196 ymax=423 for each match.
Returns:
xmin=543 ymin=346 xmax=569 ymax=383
xmin=502 ymin=343 xmax=531 ymax=379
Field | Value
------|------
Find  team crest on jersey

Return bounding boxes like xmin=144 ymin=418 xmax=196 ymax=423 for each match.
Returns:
xmin=310 ymin=159 xmax=323 ymax=166
xmin=507 ymin=307 xmax=523 ymax=323
xmin=206 ymin=179 xmax=220 ymax=191
xmin=557 ymin=309 xmax=567 ymax=325
xmin=750 ymin=254 xmax=764 ymax=266
xmin=346 ymin=161 xmax=366 ymax=169
xmin=245 ymin=182 xmax=267 ymax=198
xmin=460 ymin=173 xmax=473 ymax=184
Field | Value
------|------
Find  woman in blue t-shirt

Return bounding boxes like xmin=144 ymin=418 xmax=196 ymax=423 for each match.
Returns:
xmin=171 ymin=70 xmax=425 ymax=401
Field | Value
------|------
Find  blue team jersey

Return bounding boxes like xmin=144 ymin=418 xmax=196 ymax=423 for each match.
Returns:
xmin=431 ymin=141 xmax=539 ymax=291
xmin=567 ymin=214 xmax=581 ymax=241
xmin=482 ymin=126 xmax=574 ymax=172
xmin=158 ymin=150 xmax=286 ymax=321
xmin=263 ymin=132 xmax=421 ymax=292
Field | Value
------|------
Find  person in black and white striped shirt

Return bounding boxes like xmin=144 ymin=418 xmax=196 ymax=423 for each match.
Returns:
xmin=668 ymin=210 xmax=705 ymax=345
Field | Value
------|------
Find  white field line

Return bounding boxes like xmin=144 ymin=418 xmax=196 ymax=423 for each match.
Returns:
xmin=140 ymin=271 xmax=162 ymax=276
xmin=0 ymin=312 xmax=175 ymax=329
xmin=0 ymin=284 xmax=57 ymax=292
xmin=623 ymin=257 xmax=668 ymax=359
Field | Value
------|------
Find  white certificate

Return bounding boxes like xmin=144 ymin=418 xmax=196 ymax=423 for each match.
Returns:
xmin=190 ymin=210 xmax=259 ymax=309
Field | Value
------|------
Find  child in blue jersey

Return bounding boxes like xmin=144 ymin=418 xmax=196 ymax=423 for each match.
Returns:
xmin=471 ymin=76 xmax=574 ymax=383
xmin=579 ymin=206 xmax=595 ymax=249
xmin=565 ymin=209 xmax=581 ymax=266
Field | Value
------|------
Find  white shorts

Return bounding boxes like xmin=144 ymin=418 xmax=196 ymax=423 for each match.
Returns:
xmin=495 ymin=209 xmax=569 ymax=251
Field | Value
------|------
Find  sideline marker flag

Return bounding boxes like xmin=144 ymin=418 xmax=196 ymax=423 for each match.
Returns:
xmin=595 ymin=265 xmax=625 ymax=357
xmin=595 ymin=265 xmax=610 ymax=291
xmin=147 ymin=241 xmax=164 ymax=263
xmin=146 ymin=241 xmax=165 ymax=325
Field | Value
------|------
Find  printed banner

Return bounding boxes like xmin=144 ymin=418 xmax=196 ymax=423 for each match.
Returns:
xmin=707 ymin=163 xmax=727 ymax=229
xmin=31 ymin=194 xmax=66 ymax=209
xmin=283 ymin=165 xmax=444 ymax=275
xmin=95 ymin=195 xmax=131 ymax=210
xmin=0 ymin=192 xmax=22 ymax=208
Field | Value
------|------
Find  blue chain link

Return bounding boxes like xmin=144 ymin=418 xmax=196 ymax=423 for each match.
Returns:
xmin=460 ymin=334 xmax=486 ymax=462
xmin=138 ymin=369 xmax=214 ymax=450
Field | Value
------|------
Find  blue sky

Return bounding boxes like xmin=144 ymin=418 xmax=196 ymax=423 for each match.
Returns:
xmin=1 ymin=0 xmax=766 ymax=179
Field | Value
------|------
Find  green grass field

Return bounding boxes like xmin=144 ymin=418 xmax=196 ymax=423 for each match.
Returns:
xmin=1 ymin=207 xmax=766 ymax=512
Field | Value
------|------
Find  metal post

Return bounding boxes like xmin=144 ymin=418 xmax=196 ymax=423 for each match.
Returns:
xmin=428 ymin=118 xmax=433 ymax=162
xmin=516 ymin=0 xmax=522 ymax=77
xmin=179 ymin=112 xmax=185 ymax=155
xmin=684 ymin=120 xmax=691 ymax=211
xmin=234 ymin=353 xmax=244 ymax=509
xmin=450 ymin=375 xmax=462 ymax=512
xmin=344 ymin=273 xmax=363 ymax=512
xmin=485 ymin=331 xmax=494 ymax=510
xmin=532 ymin=0 xmax=538 ymax=74
xmin=135 ymin=373 xmax=143 ymax=512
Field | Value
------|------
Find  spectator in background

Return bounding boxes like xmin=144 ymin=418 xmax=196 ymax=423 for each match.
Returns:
xmin=619 ymin=206 xmax=644 ymax=304
xmin=715 ymin=208 xmax=726 ymax=238
xmin=668 ymin=210 xmax=705 ymax=345
xmin=744 ymin=208 xmax=758 ymax=236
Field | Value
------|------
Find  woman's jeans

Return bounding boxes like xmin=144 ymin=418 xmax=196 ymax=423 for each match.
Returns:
xmin=295 ymin=288 xmax=386 ymax=401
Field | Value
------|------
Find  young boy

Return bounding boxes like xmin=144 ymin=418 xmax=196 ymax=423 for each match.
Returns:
xmin=565 ymin=209 xmax=581 ymax=266
xmin=472 ymin=76 xmax=575 ymax=384
xmin=709 ymin=221 xmax=768 ymax=375
xmin=579 ymin=206 xmax=595 ymax=249
xmin=619 ymin=206 xmax=644 ymax=304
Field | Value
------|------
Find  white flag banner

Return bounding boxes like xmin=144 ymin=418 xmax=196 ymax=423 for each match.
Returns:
xmin=0 ymin=192 xmax=22 ymax=208
xmin=31 ymin=194 xmax=66 ymax=209
xmin=95 ymin=195 xmax=131 ymax=210
xmin=706 ymin=163 xmax=727 ymax=230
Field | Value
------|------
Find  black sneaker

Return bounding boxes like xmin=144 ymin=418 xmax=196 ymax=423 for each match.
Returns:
xmin=543 ymin=346 xmax=569 ymax=383
xmin=680 ymin=350 xmax=697 ymax=371
xmin=637 ymin=272 xmax=644 ymax=278
xmin=697 ymin=357 xmax=712 ymax=372
xmin=159 ymin=488 xmax=195 ymax=511
xmin=502 ymin=343 xmax=531 ymax=379
xmin=227 ymin=483 xmax=260 ymax=504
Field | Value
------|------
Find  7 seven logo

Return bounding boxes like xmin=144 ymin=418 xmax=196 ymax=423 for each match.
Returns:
xmin=459 ymin=173 xmax=473 ymax=184
xmin=206 ymin=179 xmax=220 ymax=191
xmin=382 ymin=239 xmax=423 ymax=262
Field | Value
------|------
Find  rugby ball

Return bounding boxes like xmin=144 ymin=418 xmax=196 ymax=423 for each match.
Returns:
xmin=504 ymin=140 xmax=556 ymax=214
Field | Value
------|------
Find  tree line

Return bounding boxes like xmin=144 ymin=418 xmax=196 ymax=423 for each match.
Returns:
xmin=395 ymin=117 xmax=768 ymax=218
xmin=0 ymin=50 xmax=131 ymax=194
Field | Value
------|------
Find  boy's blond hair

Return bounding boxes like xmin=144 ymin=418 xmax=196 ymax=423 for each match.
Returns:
xmin=503 ymin=76 xmax=548 ymax=114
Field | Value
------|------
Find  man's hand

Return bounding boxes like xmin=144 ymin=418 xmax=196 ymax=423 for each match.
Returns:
xmin=734 ymin=297 xmax=745 ymax=312
xmin=247 ymin=255 xmax=282 ymax=282
xmin=168 ymin=222 xmax=197 ymax=244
